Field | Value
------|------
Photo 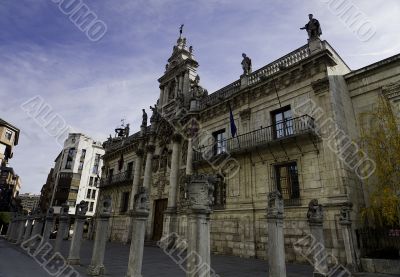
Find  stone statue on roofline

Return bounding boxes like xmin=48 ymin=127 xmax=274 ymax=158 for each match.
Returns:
xmin=141 ymin=109 xmax=148 ymax=127
xmin=300 ymin=14 xmax=322 ymax=40
xmin=241 ymin=53 xmax=252 ymax=75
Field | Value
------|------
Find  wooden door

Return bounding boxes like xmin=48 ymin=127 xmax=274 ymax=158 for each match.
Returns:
xmin=152 ymin=199 xmax=168 ymax=241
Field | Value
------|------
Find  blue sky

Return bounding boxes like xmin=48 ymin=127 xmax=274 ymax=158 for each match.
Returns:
xmin=0 ymin=0 xmax=399 ymax=194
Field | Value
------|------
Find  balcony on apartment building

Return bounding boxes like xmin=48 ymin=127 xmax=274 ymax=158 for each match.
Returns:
xmin=194 ymin=115 xmax=316 ymax=162
xmin=98 ymin=171 xmax=134 ymax=188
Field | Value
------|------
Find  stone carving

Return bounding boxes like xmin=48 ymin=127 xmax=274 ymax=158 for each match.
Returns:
xmin=339 ymin=203 xmax=353 ymax=224
xmin=307 ymin=199 xmax=323 ymax=223
xmin=150 ymin=105 xmax=160 ymax=123
xmin=101 ymin=196 xmax=112 ymax=215
xmin=300 ymin=14 xmax=322 ymax=40
xmin=190 ymin=75 xmax=208 ymax=99
xmin=76 ymin=200 xmax=89 ymax=216
xmin=134 ymin=186 xmax=150 ymax=213
xmin=141 ymin=109 xmax=148 ymax=127
xmin=187 ymin=174 xmax=216 ymax=212
xmin=267 ymin=191 xmax=284 ymax=218
xmin=241 ymin=53 xmax=252 ymax=75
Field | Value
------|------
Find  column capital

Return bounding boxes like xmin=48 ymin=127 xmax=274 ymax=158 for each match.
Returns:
xmin=339 ymin=203 xmax=353 ymax=225
xmin=146 ymin=144 xmax=156 ymax=153
xmin=171 ymin=133 xmax=183 ymax=143
xmin=135 ymin=148 xmax=145 ymax=157
xmin=267 ymin=191 xmax=284 ymax=220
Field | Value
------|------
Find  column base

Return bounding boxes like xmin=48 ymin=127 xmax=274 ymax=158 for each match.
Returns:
xmin=87 ymin=264 xmax=105 ymax=276
xmin=67 ymin=258 xmax=80 ymax=265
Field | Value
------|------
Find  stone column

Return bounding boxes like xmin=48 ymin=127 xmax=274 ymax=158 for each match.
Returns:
xmin=6 ymin=213 xmax=16 ymax=241
xmin=339 ymin=204 xmax=359 ymax=272
xmin=126 ymin=187 xmax=150 ymax=277
xmin=68 ymin=201 xmax=88 ymax=265
xmin=186 ymin=175 xmax=215 ymax=277
xmin=16 ymin=215 xmax=26 ymax=244
xmin=10 ymin=215 xmax=21 ymax=242
xmin=88 ymin=197 xmax=112 ymax=276
xmin=55 ymin=204 xmax=69 ymax=253
xmin=41 ymin=208 xmax=55 ymax=245
xmin=31 ymin=213 xmax=44 ymax=238
xmin=307 ymin=199 xmax=328 ymax=277
xmin=267 ymin=191 xmax=286 ymax=277
xmin=23 ymin=214 xmax=34 ymax=242
xmin=163 ymin=133 xmax=182 ymax=239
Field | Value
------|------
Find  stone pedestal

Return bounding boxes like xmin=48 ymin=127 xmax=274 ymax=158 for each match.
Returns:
xmin=267 ymin=191 xmax=286 ymax=277
xmin=307 ymin=199 xmax=328 ymax=277
xmin=88 ymin=197 xmax=112 ymax=276
xmin=55 ymin=204 xmax=69 ymax=253
xmin=339 ymin=204 xmax=359 ymax=272
xmin=186 ymin=175 xmax=215 ymax=277
xmin=68 ymin=201 xmax=88 ymax=265
xmin=5 ymin=219 xmax=12 ymax=240
xmin=16 ymin=216 xmax=26 ymax=244
xmin=308 ymin=38 xmax=323 ymax=54
xmin=126 ymin=187 xmax=150 ymax=277
xmin=41 ymin=208 xmax=55 ymax=245
xmin=6 ymin=214 xmax=17 ymax=241
xmin=240 ymin=74 xmax=249 ymax=89
xmin=23 ymin=215 xmax=34 ymax=242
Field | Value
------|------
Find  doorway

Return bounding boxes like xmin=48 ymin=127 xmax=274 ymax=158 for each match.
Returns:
xmin=152 ymin=199 xmax=168 ymax=241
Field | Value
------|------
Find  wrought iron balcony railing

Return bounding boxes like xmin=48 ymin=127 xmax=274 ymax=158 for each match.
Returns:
xmin=194 ymin=115 xmax=315 ymax=162
xmin=99 ymin=171 xmax=133 ymax=188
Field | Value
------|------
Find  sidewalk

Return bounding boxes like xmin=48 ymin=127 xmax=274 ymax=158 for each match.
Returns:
xmin=0 ymin=237 xmax=396 ymax=277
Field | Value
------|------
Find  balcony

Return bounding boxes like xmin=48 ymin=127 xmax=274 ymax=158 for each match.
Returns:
xmin=99 ymin=171 xmax=133 ymax=188
xmin=194 ymin=115 xmax=316 ymax=162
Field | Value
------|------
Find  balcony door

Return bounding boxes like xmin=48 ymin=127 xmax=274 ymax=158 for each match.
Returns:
xmin=272 ymin=106 xmax=293 ymax=139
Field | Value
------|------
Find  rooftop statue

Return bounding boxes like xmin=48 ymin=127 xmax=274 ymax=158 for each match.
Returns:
xmin=142 ymin=109 xmax=148 ymax=127
xmin=300 ymin=14 xmax=322 ymax=40
xmin=241 ymin=53 xmax=252 ymax=75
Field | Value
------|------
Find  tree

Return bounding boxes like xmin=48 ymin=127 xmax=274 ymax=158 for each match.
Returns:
xmin=360 ymin=96 xmax=400 ymax=227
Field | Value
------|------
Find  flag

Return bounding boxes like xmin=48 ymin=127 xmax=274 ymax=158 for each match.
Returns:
xmin=228 ymin=103 xmax=237 ymax=138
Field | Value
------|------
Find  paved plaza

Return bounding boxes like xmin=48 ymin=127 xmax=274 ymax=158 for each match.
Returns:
xmin=0 ymin=238 xmax=396 ymax=277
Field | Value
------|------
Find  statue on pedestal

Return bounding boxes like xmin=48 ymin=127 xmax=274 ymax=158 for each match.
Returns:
xmin=300 ymin=14 xmax=322 ymax=40
xmin=241 ymin=53 xmax=252 ymax=75
xmin=141 ymin=109 xmax=148 ymax=127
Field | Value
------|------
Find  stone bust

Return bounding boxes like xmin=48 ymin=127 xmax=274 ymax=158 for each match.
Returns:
xmin=241 ymin=53 xmax=252 ymax=75
xmin=300 ymin=14 xmax=322 ymax=40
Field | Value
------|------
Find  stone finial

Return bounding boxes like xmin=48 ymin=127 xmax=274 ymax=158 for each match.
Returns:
xmin=267 ymin=191 xmax=284 ymax=219
xmin=307 ymin=199 xmax=323 ymax=224
xmin=134 ymin=187 xmax=150 ymax=213
xmin=61 ymin=203 xmax=69 ymax=216
xmin=101 ymin=196 xmax=112 ymax=215
xmin=76 ymin=200 xmax=89 ymax=217
xmin=187 ymin=174 xmax=216 ymax=212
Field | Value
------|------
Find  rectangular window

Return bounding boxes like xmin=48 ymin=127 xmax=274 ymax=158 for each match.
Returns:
xmin=65 ymin=148 xmax=75 ymax=169
xmin=94 ymin=177 xmax=98 ymax=187
xmin=86 ymin=189 xmax=91 ymax=199
xmin=275 ymin=162 xmax=300 ymax=205
xmin=272 ymin=106 xmax=293 ymax=139
xmin=213 ymin=129 xmax=226 ymax=155
xmin=89 ymin=176 xmax=94 ymax=187
xmin=120 ymin=192 xmax=130 ymax=213
xmin=127 ymin=162 xmax=133 ymax=178
xmin=89 ymin=202 xmax=94 ymax=212
xmin=91 ymin=189 xmax=96 ymax=199
xmin=92 ymin=154 xmax=101 ymax=174
xmin=5 ymin=129 xmax=12 ymax=141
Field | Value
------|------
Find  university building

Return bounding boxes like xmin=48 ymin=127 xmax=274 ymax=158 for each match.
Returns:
xmin=98 ymin=30 xmax=400 ymax=263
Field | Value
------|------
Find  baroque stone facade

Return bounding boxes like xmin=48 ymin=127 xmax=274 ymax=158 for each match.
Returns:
xmin=97 ymin=31 xmax=400 ymax=265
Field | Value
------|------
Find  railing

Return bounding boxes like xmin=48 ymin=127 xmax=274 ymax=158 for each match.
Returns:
xmin=194 ymin=115 xmax=315 ymax=161
xmin=201 ymin=44 xmax=310 ymax=107
xmin=356 ymin=228 xmax=400 ymax=259
xmin=247 ymin=45 xmax=310 ymax=86
xmin=99 ymin=171 xmax=133 ymax=188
